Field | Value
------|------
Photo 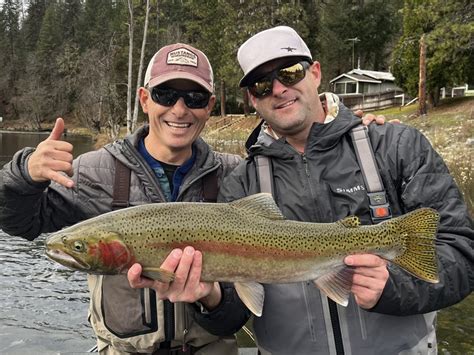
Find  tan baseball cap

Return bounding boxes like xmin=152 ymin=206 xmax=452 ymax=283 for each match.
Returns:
xmin=237 ymin=26 xmax=312 ymax=87
xmin=144 ymin=43 xmax=214 ymax=93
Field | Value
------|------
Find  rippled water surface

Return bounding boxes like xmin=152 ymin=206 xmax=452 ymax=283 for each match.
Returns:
xmin=0 ymin=232 xmax=95 ymax=354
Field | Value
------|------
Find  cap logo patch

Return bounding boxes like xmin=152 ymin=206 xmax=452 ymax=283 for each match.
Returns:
xmin=167 ymin=48 xmax=198 ymax=67
xmin=281 ymin=46 xmax=297 ymax=52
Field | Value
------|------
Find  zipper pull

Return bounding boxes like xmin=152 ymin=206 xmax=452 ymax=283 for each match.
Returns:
xmin=182 ymin=328 xmax=189 ymax=352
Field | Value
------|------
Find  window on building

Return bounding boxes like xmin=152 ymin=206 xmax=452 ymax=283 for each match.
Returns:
xmin=335 ymin=83 xmax=345 ymax=94
xmin=346 ymin=82 xmax=357 ymax=93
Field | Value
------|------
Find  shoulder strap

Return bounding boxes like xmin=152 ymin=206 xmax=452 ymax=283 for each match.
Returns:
xmin=112 ymin=159 xmax=131 ymax=210
xmin=202 ymin=169 xmax=218 ymax=202
xmin=255 ymin=155 xmax=274 ymax=196
xmin=350 ymin=125 xmax=392 ymax=222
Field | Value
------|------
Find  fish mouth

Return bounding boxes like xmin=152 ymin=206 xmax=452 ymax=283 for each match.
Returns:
xmin=45 ymin=249 xmax=90 ymax=271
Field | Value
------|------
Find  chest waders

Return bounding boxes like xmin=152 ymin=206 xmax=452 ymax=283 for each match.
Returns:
xmin=111 ymin=159 xmax=219 ymax=353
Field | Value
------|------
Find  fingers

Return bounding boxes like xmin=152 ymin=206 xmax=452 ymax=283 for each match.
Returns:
xmin=167 ymin=247 xmax=195 ymax=298
xmin=361 ymin=113 xmax=386 ymax=126
xmin=354 ymin=109 xmax=364 ymax=118
xmin=345 ymin=254 xmax=389 ymax=309
xmin=129 ymin=248 xmax=214 ymax=304
xmin=375 ymin=115 xmax=386 ymax=125
xmin=27 ymin=118 xmax=75 ymax=188
xmin=48 ymin=117 xmax=65 ymax=141
xmin=128 ymin=263 xmax=155 ymax=289
xmin=345 ymin=254 xmax=386 ymax=268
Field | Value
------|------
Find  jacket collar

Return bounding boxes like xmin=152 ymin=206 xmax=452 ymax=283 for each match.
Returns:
xmin=106 ymin=124 xmax=215 ymax=171
xmin=247 ymin=102 xmax=361 ymax=158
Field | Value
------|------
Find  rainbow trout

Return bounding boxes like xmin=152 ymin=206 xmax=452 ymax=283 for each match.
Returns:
xmin=45 ymin=193 xmax=440 ymax=316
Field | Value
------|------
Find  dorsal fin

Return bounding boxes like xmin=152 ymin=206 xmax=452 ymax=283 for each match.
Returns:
xmin=337 ymin=216 xmax=361 ymax=228
xmin=230 ymin=193 xmax=285 ymax=220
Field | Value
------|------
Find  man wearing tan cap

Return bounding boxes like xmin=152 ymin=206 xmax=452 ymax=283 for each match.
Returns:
xmin=188 ymin=26 xmax=472 ymax=354
xmin=0 ymin=43 xmax=241 ymax=354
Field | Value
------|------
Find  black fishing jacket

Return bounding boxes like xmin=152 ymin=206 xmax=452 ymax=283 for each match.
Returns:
xmin=195 ymin=103 xmax=473 ymax=355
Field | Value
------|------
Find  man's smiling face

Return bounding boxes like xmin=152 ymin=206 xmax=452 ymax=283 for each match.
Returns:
xmin=249 ymin=58 xmax=323 ymax=141
xmin=140 ymin=79 xmax=215 ymax=162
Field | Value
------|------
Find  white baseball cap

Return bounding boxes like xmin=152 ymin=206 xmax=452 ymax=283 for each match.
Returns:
xmin=237 ymin=26 xmax=312 ymax=87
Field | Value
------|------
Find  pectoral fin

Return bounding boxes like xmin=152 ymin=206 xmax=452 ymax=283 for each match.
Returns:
xmin=235 ymin=282 xmax=265 ymax=317
xmin=142 ymin=267 xmax=175 ymax=283
xmin=314 ymin=266 xmax=354 ymax=307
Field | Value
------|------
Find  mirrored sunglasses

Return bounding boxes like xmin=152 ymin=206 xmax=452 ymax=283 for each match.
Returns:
xmin=150 ymin=86 xmax=211 ymax=109
xmin=248 ymin=61 xmax=311 ymax=98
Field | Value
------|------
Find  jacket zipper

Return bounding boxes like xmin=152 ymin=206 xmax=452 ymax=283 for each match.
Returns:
xmin=122 ymin=140 xmax=168 ymax=202
xmin=177 ymin=163 xmax=221 ymax=201
xmin=302 ymin=152 xmax=345 ymax=355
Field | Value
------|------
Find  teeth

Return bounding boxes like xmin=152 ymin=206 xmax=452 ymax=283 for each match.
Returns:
xmin=277 ymin=100 xmax=296 ymax=109
xmin=167 ymin=122 xmax=191 ymax=128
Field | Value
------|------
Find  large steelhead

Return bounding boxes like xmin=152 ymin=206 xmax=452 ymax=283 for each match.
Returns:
xmin=45 ymin=193 xmax=440 ymax=316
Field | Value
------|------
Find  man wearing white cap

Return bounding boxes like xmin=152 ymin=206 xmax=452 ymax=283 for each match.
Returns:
xmin=191 ymin=26 xmax=473 ymax=354
xmin=0 ymin=43 xmax=242 ymax=354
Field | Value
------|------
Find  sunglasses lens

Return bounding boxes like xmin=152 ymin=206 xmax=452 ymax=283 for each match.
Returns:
xmin=152 ymin=87 xmax=210 ymax=109
xmin=249 ymin=61 xmax=309 ymax=98
xmin=184 ymin=91 xmax=211 ymax=109
xmin=153 ymin=87 xmax=179 ymax=106
xmin=278 ymin=62 xmax=306 ymax=86
xmin=249 ymin=81 xmax=273 ymax=98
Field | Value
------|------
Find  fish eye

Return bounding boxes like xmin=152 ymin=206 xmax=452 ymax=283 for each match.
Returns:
xmin=73 ymin=241 xmax=85 ymax=252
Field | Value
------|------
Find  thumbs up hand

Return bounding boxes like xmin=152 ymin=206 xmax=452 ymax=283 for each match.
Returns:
xmin=27 ymin=118 xmax=75 ymax=188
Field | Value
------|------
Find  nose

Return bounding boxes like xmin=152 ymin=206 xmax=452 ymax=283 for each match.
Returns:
xmin=272 ymin=78 xmax=288 ymax=96
xmin=171 ymin=97 xmax=188 ymax=116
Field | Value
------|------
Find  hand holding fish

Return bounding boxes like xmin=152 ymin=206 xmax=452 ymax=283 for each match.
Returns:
xmin=28 ymin=117 xmax=74 ymax=188
xmin=128 ymin=247 xmax=222 ymax=310
xmin=345 ymin=254 xmax=389 ymax=309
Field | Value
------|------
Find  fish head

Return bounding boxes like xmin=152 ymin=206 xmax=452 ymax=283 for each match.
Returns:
xmin=45 ymin=228 xmax=133 ymax=275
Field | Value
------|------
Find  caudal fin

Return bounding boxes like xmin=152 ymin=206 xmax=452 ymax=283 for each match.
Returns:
xmin=391 ymin=208 xmax=440 ymax=283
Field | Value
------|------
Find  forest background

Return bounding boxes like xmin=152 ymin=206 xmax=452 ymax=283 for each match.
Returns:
xmin=0 ymin=0 xmax=473 ymax=139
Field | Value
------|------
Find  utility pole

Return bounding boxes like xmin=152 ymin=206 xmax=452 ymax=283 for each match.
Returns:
xmin=418 ymin=34 xmax=427 ymax=116
xmin=346 ymin=37 xmax=360 ymax=69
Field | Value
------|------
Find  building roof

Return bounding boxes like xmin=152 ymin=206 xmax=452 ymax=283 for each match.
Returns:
xmin=349 ymin=69 xmax=395 ymax=81
xmin=330 ymin=69 xmax=395 ymax=84
xmin=330 ymin=73 xmax=381 ymax=84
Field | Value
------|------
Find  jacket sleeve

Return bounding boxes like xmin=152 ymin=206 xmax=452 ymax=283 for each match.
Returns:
xmin=371 ymin=125 xmax=474 ymax=315
xmin=0 ymin=147 xmax=85 ymax=240
xmin=192 ymin=162 xmax=253 ymax=335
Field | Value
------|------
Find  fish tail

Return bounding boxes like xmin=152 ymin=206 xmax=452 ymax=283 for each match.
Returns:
xmin=390 ymin=208 xmax=440 ymax=283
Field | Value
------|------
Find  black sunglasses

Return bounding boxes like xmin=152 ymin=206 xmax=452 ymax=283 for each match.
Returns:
xmin=150 ymin=86 xmax=211 ymax=109
xmin=248 ymin=61 xmax=311 ymax=98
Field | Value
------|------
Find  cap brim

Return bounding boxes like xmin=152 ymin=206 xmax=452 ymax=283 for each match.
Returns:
xmin=148 ymin=72 xmax=213 ymax=93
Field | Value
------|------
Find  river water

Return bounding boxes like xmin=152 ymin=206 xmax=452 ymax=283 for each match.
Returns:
xmin=0 ymin=131 xmax=472 ymax=354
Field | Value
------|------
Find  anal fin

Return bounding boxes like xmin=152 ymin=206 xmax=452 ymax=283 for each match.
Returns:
xmin=142 ymin=267 xmax=175 ymax=283
xmin=235 ymin=281 xmax=265 ymax=317
xmin=314 ymin=266 xmax=354 ymax=307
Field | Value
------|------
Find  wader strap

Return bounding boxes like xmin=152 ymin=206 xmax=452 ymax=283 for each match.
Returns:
xmin=201 ymin=170 xmax=218 ymax=202
xmin=112 ymin=159 xmax=131 ymax=210
xmin=350 ymin=125 xmax=392 ymax=222
xmin=255 ymin=155 xmax=274 ymax=196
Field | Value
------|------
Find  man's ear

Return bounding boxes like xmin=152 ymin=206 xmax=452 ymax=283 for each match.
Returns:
xmin=205 ymin=95 xmax=217 ymax=120
xmin=138 ymin=87 xmax=150 ymax=113
xmin=249 ymin=90 xmax=257 ymax=108
xmin=309 ymin=61 xmax=322 ymax=88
